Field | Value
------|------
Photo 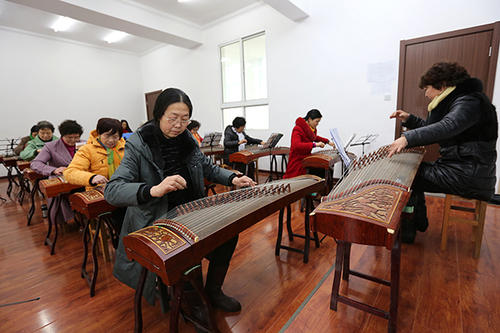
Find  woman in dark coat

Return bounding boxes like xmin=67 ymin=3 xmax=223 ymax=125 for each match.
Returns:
xmin=283 ymin=109 xmax=334 ymax=179
xmin=104 ymin=88 xmax=255 ymax=311
xmin=388 ymin=62 xmax=498 ymax=243
xmin=223 ymin=116 xmax=264 ymax=179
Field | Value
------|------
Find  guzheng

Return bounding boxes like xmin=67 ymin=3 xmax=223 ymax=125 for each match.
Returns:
xmin=311 ymin=146 xmax=424 ymax=249
xmin=123 ymin=175 xmax=324 ymax=285
xmin=200 ymin=145 xmax=224 ymax=156
xmin=229 ymin=145 xmax=290 ymax=165
xmin=16 ymin=160 xmax=31 ymax=171
xmin=39 ymin=176 xmax=84 ymax=198
xmin=69 ymin=186 xmax=116 ymax=220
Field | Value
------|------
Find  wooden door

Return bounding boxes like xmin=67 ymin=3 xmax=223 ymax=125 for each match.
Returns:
xmin=396 ymin=22 xmax=500 ymax=161
xmin=145 ymin=90 xmax=162 ymax=121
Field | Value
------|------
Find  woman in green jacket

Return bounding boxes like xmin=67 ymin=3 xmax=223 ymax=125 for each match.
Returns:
xmin=20 ymin=121 xmax=58 ymax=161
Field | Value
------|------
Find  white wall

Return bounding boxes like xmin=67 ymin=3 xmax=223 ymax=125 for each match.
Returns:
xmin=0 ymin=28 xmax=144 ymax=149
xmin=141 ymin=0 xmax=500 ymax=189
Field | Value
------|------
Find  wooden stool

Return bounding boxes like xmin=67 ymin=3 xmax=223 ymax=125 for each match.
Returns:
xmin=441 ymin=194 xmax=488 ymax=258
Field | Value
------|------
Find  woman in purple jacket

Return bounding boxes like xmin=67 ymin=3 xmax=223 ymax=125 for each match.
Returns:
xmin=31 ymin=120 xmax=83 ymax=225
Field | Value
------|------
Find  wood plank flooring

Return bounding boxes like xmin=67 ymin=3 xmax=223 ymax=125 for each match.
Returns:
xmin=0 ymin=178 xmax=499 ymax=333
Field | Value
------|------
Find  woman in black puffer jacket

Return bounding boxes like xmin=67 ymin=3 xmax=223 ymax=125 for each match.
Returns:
xmin=388 ymin=62 xmax=497 ymax=243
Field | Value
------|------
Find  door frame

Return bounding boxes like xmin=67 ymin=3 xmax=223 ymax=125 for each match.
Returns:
xmin=395 ymin=22 xmax=500 ymax=139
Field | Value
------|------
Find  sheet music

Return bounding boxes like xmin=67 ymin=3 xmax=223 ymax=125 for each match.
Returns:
xmin=329 ymin=128 xmax=351 ymax=168
xmin=201 ymin=132 xmax=222 ymax=147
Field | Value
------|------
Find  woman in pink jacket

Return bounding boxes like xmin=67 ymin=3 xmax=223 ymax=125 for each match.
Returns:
xmin=31 ymin=120 xmax=83 ymax=225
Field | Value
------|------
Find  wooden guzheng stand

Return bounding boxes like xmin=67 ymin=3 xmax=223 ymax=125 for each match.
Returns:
xmin=69 ymin=186 xmax=116 ymax=297
xmin=23 ymin=168 xmax=47 ymax=226
xmin=302 ymin=149 xmax=357 ymax=193
xmin=311 ymin=146 xmax=424 ymax=333
xmin=39 ymin=176 xmax=83 ymax=254
xmin=123 ymin=175 xmax=324 ymax=333
xmin=229 ymin=145 xmax=290 ymax=181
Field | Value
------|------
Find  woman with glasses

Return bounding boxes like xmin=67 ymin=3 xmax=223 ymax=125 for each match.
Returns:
xmin=104 ymin=88 xmax=255 ymax=324
xmin=64 ymin=118 xmax=125 ymax=189
xmin=31 ymin=120 xmax=83 ymax=225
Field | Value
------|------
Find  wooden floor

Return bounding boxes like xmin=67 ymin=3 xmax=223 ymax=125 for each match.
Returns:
xmin=0 ymin=178 xmax=499 ymax=333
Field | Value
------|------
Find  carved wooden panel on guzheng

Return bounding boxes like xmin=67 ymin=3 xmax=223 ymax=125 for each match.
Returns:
xmin=123 ymin=175 xmax=324 ymax=285
xmin=39 ymin=176 xmax=84 ymax=198
xmin=69 ymin=186 xmax=116 ymax=219
xmin=311 ymin=146 xmax=424 ymax=249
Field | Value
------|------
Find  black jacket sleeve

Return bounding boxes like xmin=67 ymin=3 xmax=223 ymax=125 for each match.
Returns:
xmin=244 ymin=132 xmax=262 ymax=145
xmin=403 ymin=96 xmax=481 ymax=147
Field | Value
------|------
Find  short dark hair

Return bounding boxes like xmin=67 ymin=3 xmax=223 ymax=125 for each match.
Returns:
xmin=419 ymin=62 xmax=470 ymax=89
xmin=30 ymin=125 xmax=39 ymax=133
xmin=153 ymin=88 xmax=193 ymax=122
xmin=59 ymin=120 xmax=83 ymax=137
xmin=232 ymin=117 xmax=246 ymax=128
xmin=187 ymin=120 xmax=200 ymax=131
xmin=304 ymin=109 xmax=322 ymax=121
xmin=37 ymin=121 xmax=55 ymax=132
xmin=96 ymin=118 xmax=122 ymax=137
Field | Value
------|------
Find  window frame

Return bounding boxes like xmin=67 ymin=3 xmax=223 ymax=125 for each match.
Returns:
xmin=219 ymin=31 xmax=268 ymax=129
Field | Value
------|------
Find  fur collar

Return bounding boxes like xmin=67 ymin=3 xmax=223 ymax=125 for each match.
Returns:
xmin=431 ymin=78 xmax=485 ymax=115
xmin=295 ymin=117 xmax=316 ymax=141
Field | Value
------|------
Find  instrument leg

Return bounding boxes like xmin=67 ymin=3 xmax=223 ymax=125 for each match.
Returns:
xmin=187 ymin=268 xmax=219 ymax=333
xmin=330 ymin=241 xmax=345 ymax=311
xmin=27 ymin=179 xmax=39 ymax=226
xmin=286 ymin=204 xmax=293 ymax=241
xmin=90 ymin=218 xmax=101 ymax=296
xmin=275 ymin=208 xmax=285 ymax=256
xmin=44 ymin=196 xmax=57 ymax=251
xmin=170 ymin=283 xmax=183 ymax=333
xmin=134 ymin=267 xmax=148 ymax=333
xmin=389 ymin=232 xmax=401 ymax=333
xmin=6 ymin=167 xmax=13 ymax=197
xmin=81 ymin=214 xmax=90 ymax=279
xmin=303 ymin=196 xmax=312 ymax=263
xmin=342 ymin=243 xmax=351 ymax=281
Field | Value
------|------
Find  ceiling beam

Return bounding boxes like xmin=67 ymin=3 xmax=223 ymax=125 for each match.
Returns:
xmin=7 ymin=0 xmax=202 ymax=49
xmin=262 ymin=0 xmax=308 ymax=21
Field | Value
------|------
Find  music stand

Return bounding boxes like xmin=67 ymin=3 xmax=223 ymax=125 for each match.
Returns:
xmin=200 ymin=132 xmax=222 ymax=150
xmin=350 ymin=134 xmax=379 ymax=155
xmin=262 ymin=133 xmax=283 ymax=149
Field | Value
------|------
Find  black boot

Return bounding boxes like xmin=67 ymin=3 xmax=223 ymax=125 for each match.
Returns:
xmin=401 ymin=217 xmax=416 ymax=244
xmin=205 ymin=264 xmax=241 ymax=312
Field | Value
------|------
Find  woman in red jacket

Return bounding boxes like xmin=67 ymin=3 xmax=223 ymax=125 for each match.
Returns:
xmin=283 ymin=109 xmax=335 ymax=179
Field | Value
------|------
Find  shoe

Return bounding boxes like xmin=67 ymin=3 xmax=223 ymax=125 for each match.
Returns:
xmin=206 ymin=288 xmax=241 ymax=312
xmin=415 ymin=216 xmax=429 ymax=232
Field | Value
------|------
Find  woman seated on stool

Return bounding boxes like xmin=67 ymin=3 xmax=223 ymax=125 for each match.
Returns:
xmin=284 ymin=109 xmax=335 ymax=179
xmin=14 ymin=124 xmax=39 ymax=156
xmin=31 ymin=120 xmax=83 ymax=225
xmin=20 ymin=121 xmax=58 ymax=161
xmin=388 ymin=62 xmax=498 ymax=243
xmin=104 ymin=88 xmax=255 ymax=320
xmin=223 ymin=116 xmax=265 ymax=180
xmin=64 ymin=118 xmax=126 ymax=241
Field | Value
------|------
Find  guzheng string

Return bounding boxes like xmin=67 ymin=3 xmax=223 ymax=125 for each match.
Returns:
xmin=325 ymin=146 xmax=424 ymax=202
xmin=162 ymin=177 xmax=315 ymax=238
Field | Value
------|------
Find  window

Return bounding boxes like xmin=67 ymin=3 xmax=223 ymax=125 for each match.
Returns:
xmin=220 ymin=32 xmax=268 ymax=130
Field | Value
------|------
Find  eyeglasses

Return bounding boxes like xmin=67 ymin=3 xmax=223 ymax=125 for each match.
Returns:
xmin=166 ymin=117 xmax=190 ymax=125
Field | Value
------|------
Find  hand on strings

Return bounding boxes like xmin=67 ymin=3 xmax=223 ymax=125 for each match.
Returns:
xmin=389 ymin=110 xmax=410 ymax=122
xmin=388 ymin=136 xmax=408 ymax=158
xmin=232 ymin=175 xmax=256 ymax=188
xmin=150 ymin=175 xmax=187 ymax=198
xmin=316 ymin=142 xmax=325 ymax=148
xmin=238 ymin=139 xmax=248 ymax=145
xmin=91 ymin=175 xmax=109 ymax=185
xmin=52 ymin=167 xmax=66 ymax=175
xmin=260 ymin=141 xmax=266 ymax=145
xmin=327 ymin=141 xmax=336 ymax=148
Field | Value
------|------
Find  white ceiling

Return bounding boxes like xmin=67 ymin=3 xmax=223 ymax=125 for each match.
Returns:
xmin=0 ymin=0 xmax=307 ymax=54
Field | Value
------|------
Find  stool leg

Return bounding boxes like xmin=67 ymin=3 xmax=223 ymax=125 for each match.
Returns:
xmin=303 ymin=196 xmax=312 ymax=263
xmin=342 ymin=243 xmax=351 ymax=281
xmin=441 ymin=195 xmax=452 ymax=251
xmin=473 ymin=201 xmax=487 ymax=258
